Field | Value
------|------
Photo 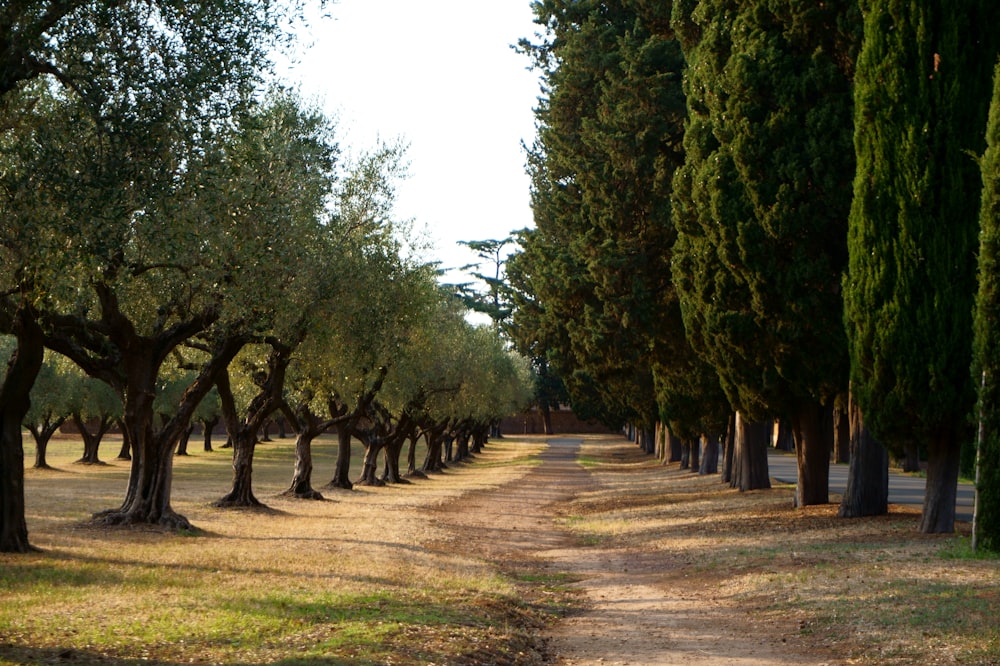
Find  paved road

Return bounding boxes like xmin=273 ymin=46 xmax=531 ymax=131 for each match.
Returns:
xmin=767 ymin=450 xmax=976 ymax=522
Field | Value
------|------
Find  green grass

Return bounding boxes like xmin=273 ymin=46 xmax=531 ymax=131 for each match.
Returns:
xmin=1 ymin=433 xmax=558 ymax=665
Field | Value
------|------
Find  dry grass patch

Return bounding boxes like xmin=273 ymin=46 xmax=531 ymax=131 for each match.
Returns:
xmin=1 ymin=434 xmax=555 ymax=665
xmin=562 ymin=437 xmax=1000 ymax=666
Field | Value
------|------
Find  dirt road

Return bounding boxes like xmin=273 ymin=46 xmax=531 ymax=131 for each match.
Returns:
xmin=438 ymin=437 xmax=839 ymax=666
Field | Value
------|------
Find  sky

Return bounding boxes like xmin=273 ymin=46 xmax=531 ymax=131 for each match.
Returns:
xmin=280 ymin=1 xmax=543 ymax=285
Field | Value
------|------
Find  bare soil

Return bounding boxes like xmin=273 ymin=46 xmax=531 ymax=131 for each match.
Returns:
xmin=431 ymin=436 xmax=997 ymax=666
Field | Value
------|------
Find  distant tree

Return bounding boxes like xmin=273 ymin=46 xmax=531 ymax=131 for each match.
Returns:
xmin=68 ymin=369 xmax=121 ymax=464
xmin=845 ymin=0 xmax=999 ymax=533
xmin=23 ymin=351 xmax=72 ymax=469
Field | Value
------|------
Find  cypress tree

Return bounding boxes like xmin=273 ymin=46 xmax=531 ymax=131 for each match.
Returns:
xmin=845 ymin=1 xmax=999 ymax=533
xmin=972 ymin=60 xmax=1000 ymax=552
xmin=671 ymin=1 xmax=859 ymax=501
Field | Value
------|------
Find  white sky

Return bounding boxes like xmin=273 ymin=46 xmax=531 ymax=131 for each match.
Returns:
xmin=280 ymin=1 xmax=542 ymax=284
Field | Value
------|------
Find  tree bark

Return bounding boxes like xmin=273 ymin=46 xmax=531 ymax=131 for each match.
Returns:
xmin=356 ymin=433 xmax=385 ymax=486
xmin=833 ymin=403 xmax=850 ymax=464
xmin=73 ymin=413 xmax=112 ymax=465
xmin=214 ymin=429 xmax=261 ymax=507
xmin=283 ymin=429 xmax=323 ymax=499
xmin=790 ymin=401 xmax=830 ymax=507
xmin=175 ymin=424 xmax=194 ymax=456
xmin=202 ymin=416 xmax=218 ymax=452
xmin=28 ymin=417 xmax=64 ymax=469
xmin=920 ymin=428 xmax=961 ymax=533
xmin=327 ymin=425 xmax=355 ymax=490
xmin=0 ymin=305 xmax=44 ymax=552
xmin=721 ymin=413 xmax=736 ymax=484
xmin=699 ymin=433 xmax=719 ymax=475
xmin=731 ymin=412 xmax=771 ymax=491
xmin=838 ymin=393 xmax=888 ymax=518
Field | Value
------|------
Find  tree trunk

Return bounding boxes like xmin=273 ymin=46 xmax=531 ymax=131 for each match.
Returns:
xmin=721 ymin=413 xmax=736 ymax=484
xmin=202 ymin=416 xmax=218 ymax=452
xmin=454 ymin=431 xmax=470 ymax=461
xmin=689 ymin=435 xmax=700 ymax=471
xmin=381 ymin=432 xmax=408 ymax=484
xmin=0 ymin=308 xmax=44 ymax=553
xmin=839 ymin=393 xmax=888 ymax=518
xmin=356 ymin=435 xmax=385 ymax=486
xmin=284 ymin=429 xmax=323 ymax=500
xmin=443 ymin=433 xmax=455 ymax=463
xmin=773 ymin=419 xmax=794 ymax=451
xmin=175 ymin=424 xmax=194 ymax=456
xmin=699 ymin=433 xmax=719 ymax=475
xmin=833 ymin=403 xmax=850 ymax=464
xmin=731 ymin=412 xmax=771 ymax=492
xmin=422 ymin=428 xmax=447 ymax=474
xmin=920 ymin=428 xmax=961 ymax=533
xmin=116 ymin=419 xmax=131 ymax=460
xmin=214 ymin=429 xmax=261 ymax=507
xmin=405 ymin=433 xmax=424 ymax=478
xmin=74 ymin=414 xmax=112 ymax=465
xmin=92 ymin=354 xmax=194 ymax=529
xmin=327 ymin=425 xmax=355 ymax=490
xmin=900 ymin=440 xmax=921 ymax=473
xmin=790 ymin=401 xmax=830 ymax=507
xmin=29 ymin=418 xmax=64 ymax=469
xmin=668 ymin=432 xmax=682 ymax=463
xmin=541 ymin=403 xmax=554 ymax=435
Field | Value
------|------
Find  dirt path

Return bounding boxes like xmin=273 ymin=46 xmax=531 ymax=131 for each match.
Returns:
xmin=436 ymin=437 xmax=839 ymax=666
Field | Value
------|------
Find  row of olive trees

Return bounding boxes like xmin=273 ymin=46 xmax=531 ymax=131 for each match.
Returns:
xmin=0 ymin=0 xmax=531 ymax=553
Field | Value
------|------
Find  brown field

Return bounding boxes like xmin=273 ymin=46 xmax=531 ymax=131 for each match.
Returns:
xmin=1 ymin=432 xmax=998 ymax=665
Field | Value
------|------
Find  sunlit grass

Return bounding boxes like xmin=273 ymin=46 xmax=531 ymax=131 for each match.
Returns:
xmin=1 ymin=432 xmax=554 ymax=665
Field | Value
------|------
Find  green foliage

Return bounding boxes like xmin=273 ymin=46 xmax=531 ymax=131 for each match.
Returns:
xmin=973 ymin=60 xmax=1000 ymax=552
xmin=670 ymin=0 xmax=859 ymax=421
xmin=514 ymin=0 xmax=689 ymax=430
xmin=845 ymin=0 xmax=998 ymax=448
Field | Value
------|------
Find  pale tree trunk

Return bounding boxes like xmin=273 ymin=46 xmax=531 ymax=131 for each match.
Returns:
xmin=839 ymin=392 xmax=888 ymax=518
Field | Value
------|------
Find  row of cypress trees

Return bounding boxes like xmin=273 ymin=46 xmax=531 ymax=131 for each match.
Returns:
xmin=513 ymin=0 xmax=1000 ymax=547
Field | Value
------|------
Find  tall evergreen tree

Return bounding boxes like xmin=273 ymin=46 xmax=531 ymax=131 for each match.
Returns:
xmin=972 ymin=59 xmax=1000 ymax=552
xmin=517 ymin=0 xmax=696 ymax=442
xmin=845 ymin=0 xmax=999 ymax=533
xmin=670 ymin=1 xmax=859 ymax=502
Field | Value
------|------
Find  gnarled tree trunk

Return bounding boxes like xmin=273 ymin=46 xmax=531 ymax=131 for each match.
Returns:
xmin=74 ymin=413 xmax=113 ymax=465
xmin=28 ymin=417 xmax=64 ymax=469
xmin=699 ymin=432 xmax=719 ymax=475
xmin=0 ymin=307 xmax=44 ymax=553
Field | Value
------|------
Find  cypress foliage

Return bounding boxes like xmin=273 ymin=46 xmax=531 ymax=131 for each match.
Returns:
xmin=845 ymin=1 xmax=998 ymax=533
xmin=517 ymin=1 xmax=695 ymax=433
xmin=670 ymin=1 xmax=858 ymax=501
xmin=973 ymin=60 xmax=1000 ymax=552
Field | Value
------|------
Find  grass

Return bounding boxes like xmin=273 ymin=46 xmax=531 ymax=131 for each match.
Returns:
xmin=560 ymin=439 xmax=1000 ymax=666
xmin=1 ymin=433 xmax=556 ymax=665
